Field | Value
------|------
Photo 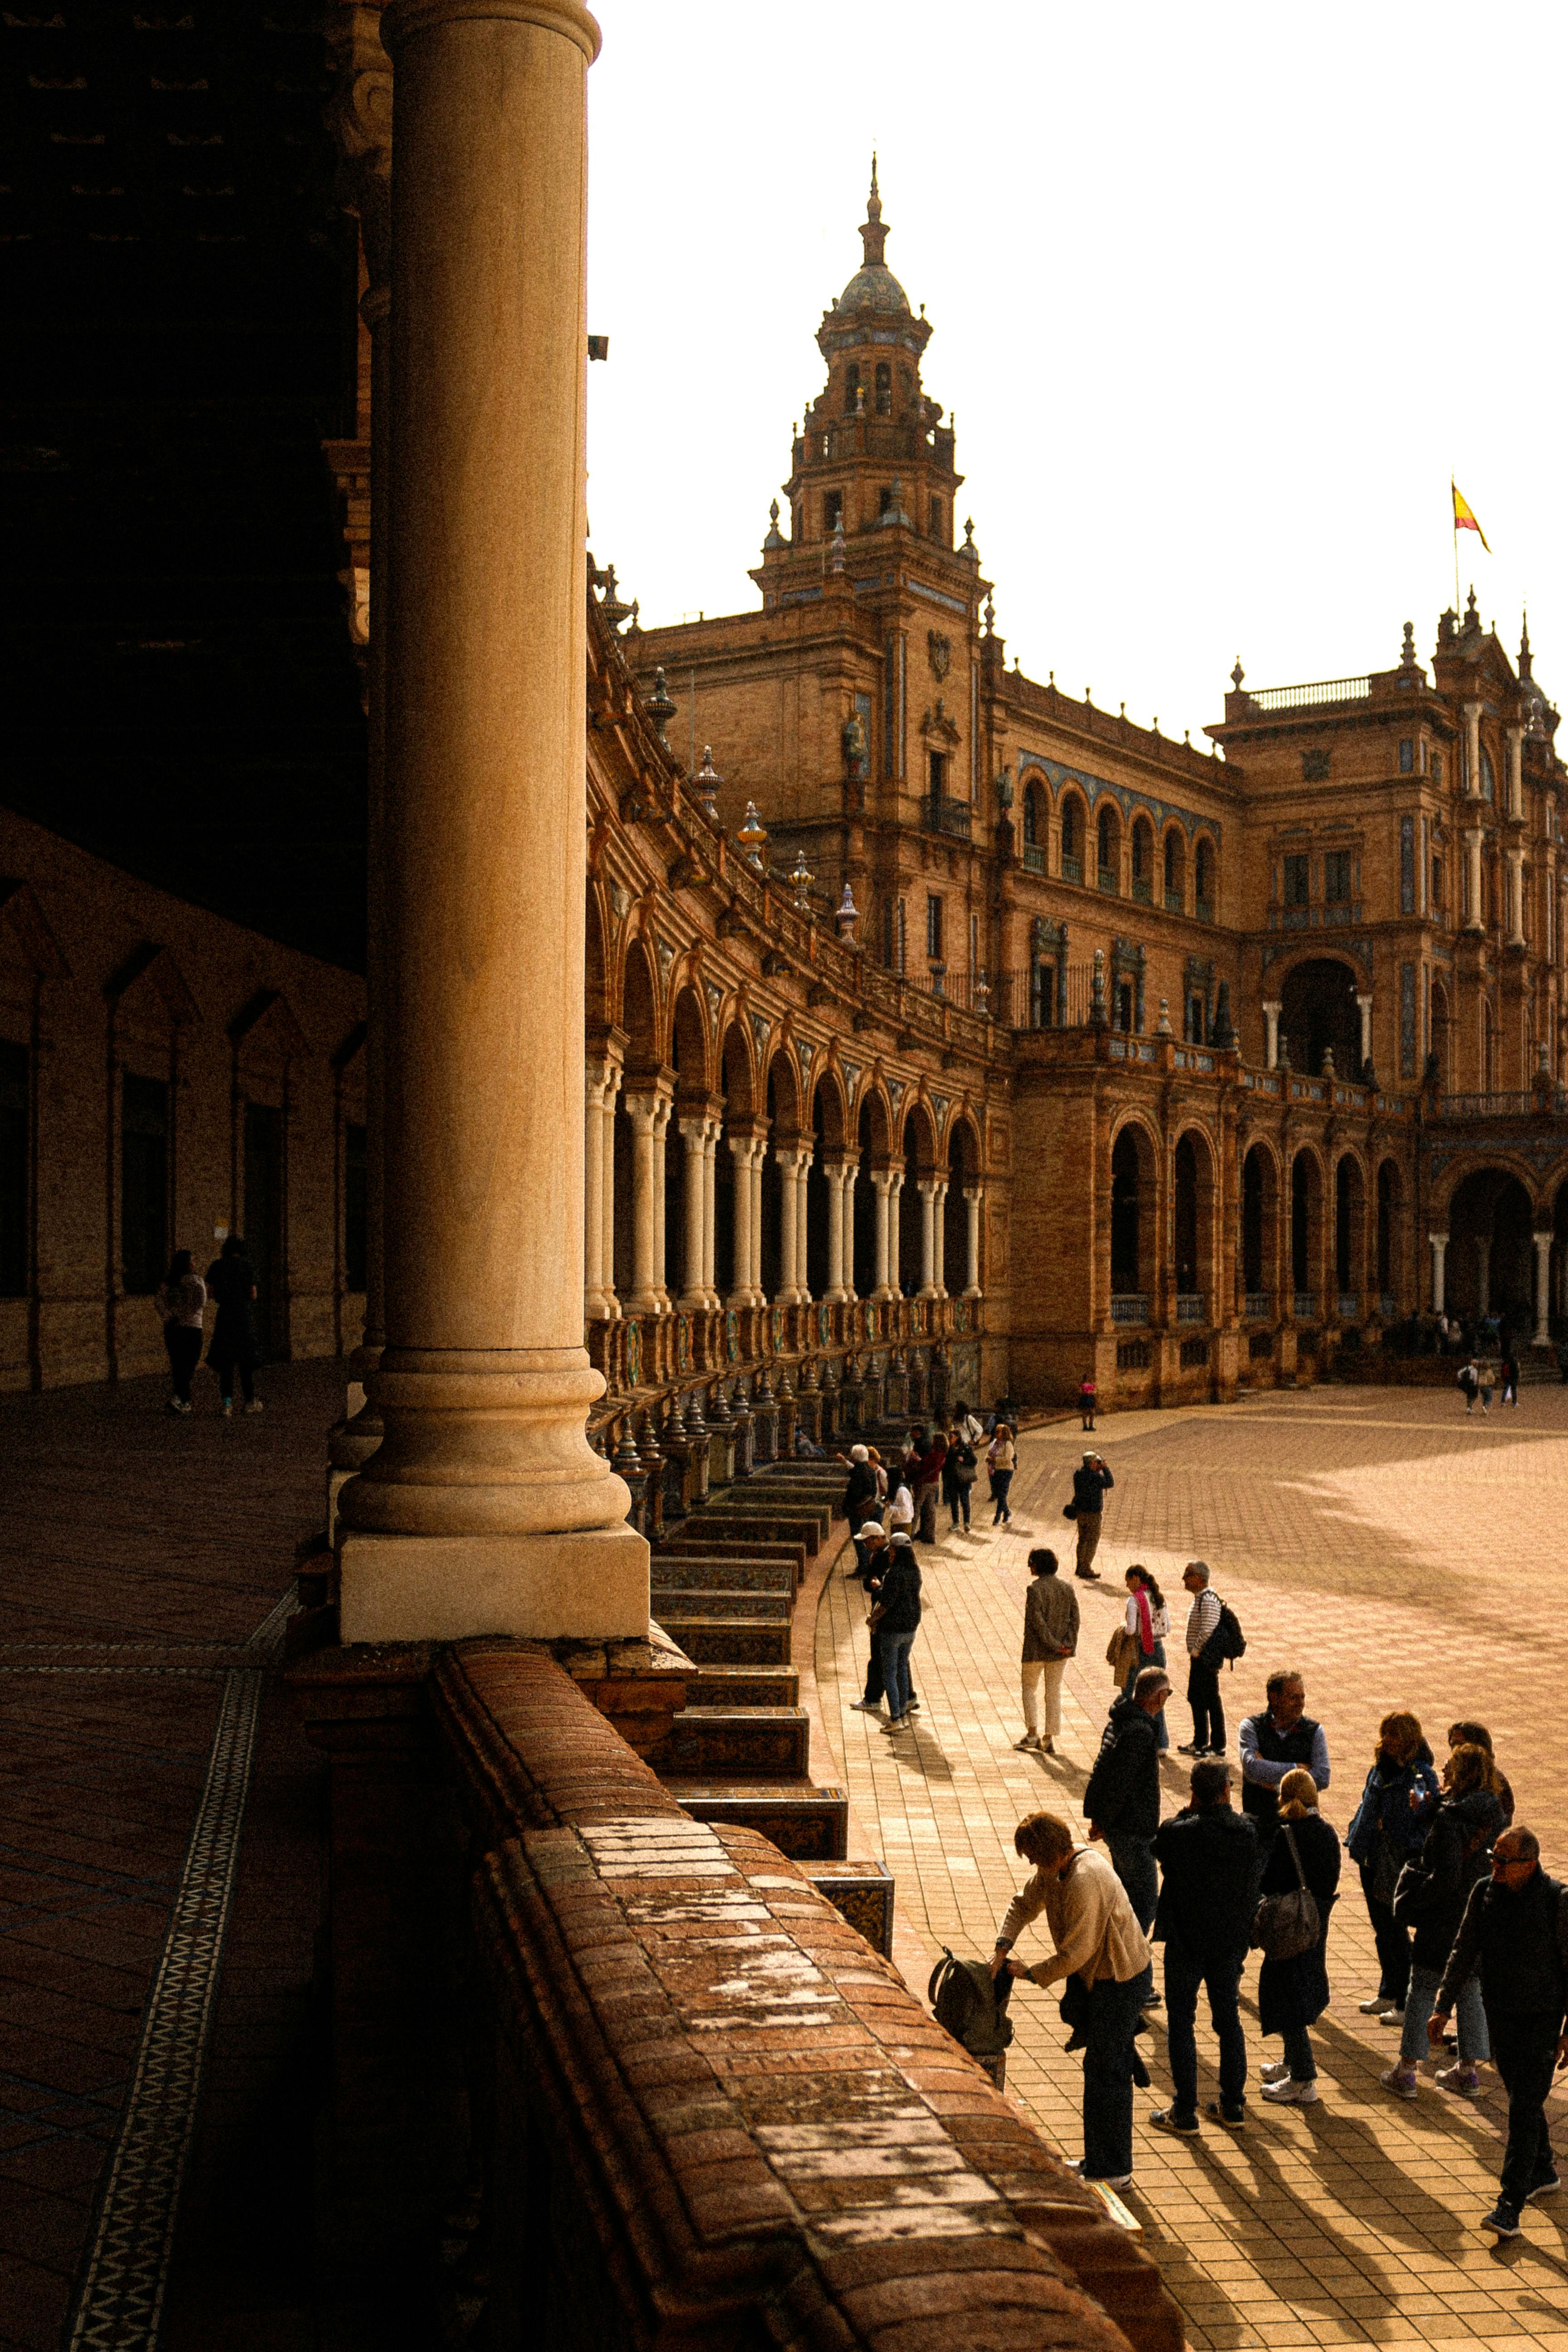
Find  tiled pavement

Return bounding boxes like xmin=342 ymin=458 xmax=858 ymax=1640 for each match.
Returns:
xmin=0 ymin=1362 xmax=338 ymax=2351
xmin=815 ymin=1386 xmax=1568 ymax=2350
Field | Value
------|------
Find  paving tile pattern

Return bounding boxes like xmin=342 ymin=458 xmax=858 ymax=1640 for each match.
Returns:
xmin=816 ymin=1388 xmax=1568 ymax=2350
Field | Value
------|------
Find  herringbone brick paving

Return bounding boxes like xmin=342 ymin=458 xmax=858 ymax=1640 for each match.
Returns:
xmin=816 ymin=1385 xmax=1568 ymax=2349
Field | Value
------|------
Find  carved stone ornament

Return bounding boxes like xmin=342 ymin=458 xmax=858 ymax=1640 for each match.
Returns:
xmin=927 ymin=630 xmax=951 ymax=681
xmin=841 ymin=708 xmax=868 ymax=777
xmin=324 ymin=4 xmax=394 ymax=290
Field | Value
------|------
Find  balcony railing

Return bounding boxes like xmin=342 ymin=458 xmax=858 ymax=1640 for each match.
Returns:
xmin=1111 ymin=1293 xmax=1149 ymax=1325
xmin=1176 ymin=1292 xmax=1206 ymax=1323
xmin=1131 ymin=877 xmax=1152 ymax=905
xmin=926 ymin=793 xmax=973 ymax=840
xmin=1293 ymin=1291 xmax=1317 ymax=1320
xmin=1244 ymin=1292 xmax=1273 ymax=1321
xmin=1336 ymin=1292 xmax=1359 ymax=1323
xmin=1097 ymin=867 xmax=1118 ymax=894
xmin=1021 ymin=842 xmax=1045 ymax=874
xmin=1164 ymin=888 xmax=1183 ymax=914
xmin=1196 ymin=899 xmax=1214 ymax=925
xmin=1379 ymin=1292 xmax=1398 ymax=1320
xmin=1435 ymin=1088 xmax=1555 ymax=1119
xmin=1244 ymin=675 xmax=1372 ymax=712
xmin=1062 ymin=853 xmax=1083 ymax=885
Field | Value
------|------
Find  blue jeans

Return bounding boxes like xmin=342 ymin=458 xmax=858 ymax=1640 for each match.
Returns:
xmin=1105 ymin=1833 xmax=1158 ymax=1933
xmin=1401 ymin=1960 xmax=1488 ymax=2066
xmin=1164 ymin=1936 xmax=1247 ymax=2116
xmin=879 ymin=1628 xmax=916 ymax=1718
xmin=1122 ymin=1640 xmax=1170 ymax=1750
xmin=1082 ymin=1971 xmax=1152 ymax=2179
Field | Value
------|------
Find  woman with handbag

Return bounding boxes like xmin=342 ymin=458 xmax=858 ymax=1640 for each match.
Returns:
xmin=1345 ymin=1712 xmax=1440 ymax=2021
xmin=943 ymin=1423 xmax=978 ymax=1531
xmin=1120 ymin=1567 xmax=1171 ymax=1754
xmin=1258 ymin=1768 xmax=1342 ymax=2105
xmin=1381 ymin=1743 xmax=1503 ymax=2101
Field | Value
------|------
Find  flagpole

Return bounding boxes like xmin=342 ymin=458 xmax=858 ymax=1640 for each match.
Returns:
xmin=1451 ymin=477 xmax=1460 ymax=615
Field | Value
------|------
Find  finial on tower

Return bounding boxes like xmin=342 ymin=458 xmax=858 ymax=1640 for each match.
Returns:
xmin=1520 ymin=607 xmax=1533 ymax=679
xmin=860 ymin=153 xmax=888 ymax=268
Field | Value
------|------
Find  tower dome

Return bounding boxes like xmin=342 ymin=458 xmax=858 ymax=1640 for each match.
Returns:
xmin=836 ymin=157 xmax=910 ymax=316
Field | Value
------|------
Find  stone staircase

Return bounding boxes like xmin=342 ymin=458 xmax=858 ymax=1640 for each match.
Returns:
xmin=646 ymin=1460 xmax=894 ymax=1948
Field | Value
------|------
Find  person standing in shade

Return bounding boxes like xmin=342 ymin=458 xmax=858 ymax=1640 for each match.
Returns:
xmin=1017 ymin=1548 xmax=1079 ymax=1754
xmin=1120 ymin=1566 xmax=1171 ymax=1754
xmin=1382 ymin=1742 xmax=1501 ymax=2101
xmin=1069 ymin=1450 xmax=1113 ymax=1580
xmin=1258 ymin=1768 xmax=1342 ymax=2105
xmin=943 ymin=1422 xmax=977 ymax=1531
xmin=1238 ymin=1668 xmax=1330 ymax=1851
xmin=868 ymin=1531 xmax=921 ymax=1734
xmin=838 ymin=1443 xmax=879 ymax=1532
xmin=1430 ymin=1826 xmax=1568 ymax=2237
xmin=1149 ymin=1759 xmax=1261 ymax=2132
xmin=914 ymin=1426 xmax=946 ymax=1544
xmin=155 ymin=1248 xmax=206 ymax=1416
xmin=1178 ymin=1560 xmax=1225 ymax=1759
xmin=987 ymin=1422 xmax=1016 ymax=1525
xmin=1347 ymin=1711 xmax=1440 ymax=2022
xmin=1083 ymin=1664 xmax=1169 ymax=1933
xmin=990 ymin=1811 xmax=1153 ymax=2191
xmin=205 ymin=1232 xmax=262 ymax=1416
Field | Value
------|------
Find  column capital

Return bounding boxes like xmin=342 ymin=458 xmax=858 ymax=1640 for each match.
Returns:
xmin=963 ymin=1184 xmax=984 ymax=1205
xmin=1428 ymin=1229 xmax=1450 ymax=1247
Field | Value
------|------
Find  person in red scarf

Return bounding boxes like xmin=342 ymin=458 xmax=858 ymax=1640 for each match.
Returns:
xmin=1120 ymin=1567 xmax=1171 ymax=1754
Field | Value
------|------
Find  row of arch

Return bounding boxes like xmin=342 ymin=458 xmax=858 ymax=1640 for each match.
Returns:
xmin=1020 ymin=776 xmax=1218 ymax=913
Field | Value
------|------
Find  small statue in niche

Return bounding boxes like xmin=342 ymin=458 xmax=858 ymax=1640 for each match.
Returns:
xmin=841 ymin=708 xmax=867 ymax=780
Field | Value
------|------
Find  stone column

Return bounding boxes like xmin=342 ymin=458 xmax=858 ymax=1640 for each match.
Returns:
xmin=931 ymin=1179 xmax=948 ymax=1298
xmin=1464 ymin=826 xmax=1484 ymax=933
xmin=1464 ymin=700 xmax=1482 ymax=798
xmin=701 ymin=1119 xmax=720 ymax=1307
xmin=727 ymin=1131 xmax=755 ymax=1310
xmin=598 ymin=1061 xmax=621 ymax=1318
xmin=962 ymin=1185 xmax=983 ymax=1298
xmin=1355 ymin=992 xmax=1373 ymax=1073
xmin=677 ymin=1115 xmax=709 ymax=1310
xmin=775 ymin=1143 xmax=809 ymax=1304
xmin=748 ymin=1141 xmax=766 ymax=1302
xmin=1475 ymin=1234 xmax=1491 ymax=1316
xmin=650 ymin=1092 xmax=673 ymax=1309
xmin=871 ymin=1170 xmax=896 ymax=1300
xmin=916 ymin=1179 xmax=939 ymax=1299
xmin=622 ymin=1091 xmax=667 ymax=1313
xmin=1507 ymin=723 xmax=1524 ymax=819
xmin=1428 ymin=1230 xmax=1448 ymax=1314
xmin=337 ymin=0 xmax=644 ymax=1641
xmin=1533 ymin=1230 xmax=1553 ymax=1347
xmin=1262 ymin=1000 xmax=1281 ymax=1071
xmin=583 ymin=1054 xmax=619 ymax=1317
xmin=824 ymin=1161 xmax=849 ymax=1303
xmin=1507 ymin=847 xmax=1526 ymax=948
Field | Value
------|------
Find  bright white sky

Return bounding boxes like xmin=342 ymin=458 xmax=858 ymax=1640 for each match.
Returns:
xmin=585 ymin=1 xmax=1566 ymax=752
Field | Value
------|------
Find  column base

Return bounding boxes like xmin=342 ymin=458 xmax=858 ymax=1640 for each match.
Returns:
xmin=338 ymin=1523 xmax=650 ymax=1644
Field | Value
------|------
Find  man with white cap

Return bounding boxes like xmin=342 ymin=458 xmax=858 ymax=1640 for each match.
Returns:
xmin=1068 ymin=1450 xmax=1114 ymax=1580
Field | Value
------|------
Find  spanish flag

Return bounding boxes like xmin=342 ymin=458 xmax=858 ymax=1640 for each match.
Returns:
xmin=1452 ymin=482 xmax=1490 ymax=552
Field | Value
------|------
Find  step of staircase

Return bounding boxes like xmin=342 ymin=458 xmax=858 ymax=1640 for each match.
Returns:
xmin=679 ymin=1509 xmax=826 ymax=1557
xmin=655 ymin=1705 xmax=810 ymax=1779
xmin=656 ymin=1537 xmax=805 ymax=1589
xmin=726 ymin=1482 xmax=837 ymax=1523
xmin=664 ymin=1777 xmax=849 ymax=1862
xmin=651 ymin=1557 xmax=794 ymax=1597
xmin=799 ymin=1859 xmax=895 ymax=1958
xmin=651 ymin=1586 xmax=788 ymax=1621
xmin=681 ymin=1662 xmax=800 ymax=1708
xmin=655 ymin=1613 xmax=793 ymax=1666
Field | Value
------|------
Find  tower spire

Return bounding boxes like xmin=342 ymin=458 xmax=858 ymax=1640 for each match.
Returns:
xmin=1520 ymin=607 xmax=1533 ymax=679
xmin=859 ymin=152 xmax=887 ymax=269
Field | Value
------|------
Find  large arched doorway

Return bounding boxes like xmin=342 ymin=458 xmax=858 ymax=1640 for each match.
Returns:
xmin=1241 ymin=1142 xmax=1278 ymax=1305
xmin=1335 ymin=1152 xmax=1366 ymax=1308
xmin=945 ymin=1119 xmax=977 ymax=1294
xmin=1446 ymin=1167 xmax=1535 ymax=1331
xmin=853 ymin=1092 xmax=888 ymax=1297
xmin=1280 ymin=957 xmax=1361 ymax=1080
xmin=1111 ymin=1125 xmax=1155 ymax=1301
xmin=1290 ymin=1150 xmax=1323 ymax=1305
xmin=1172 ymin=1130 xmax=1215 ymax=1308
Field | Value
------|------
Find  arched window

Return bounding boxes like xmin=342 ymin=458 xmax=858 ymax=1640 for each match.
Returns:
xmin=843 ymin=363 xmax=861 ymax=416
xmin=1111 ymin=1130 xmax=1142 ymax=1294
xmin=1164 ymin=829 xmax=1184 ymax=910
xmin=1061 ymin=798 xmax=1082 ymax=877
xmin=1131 ymin=817 xmax=1153 ymax=902
xmin=1098 ymin=806 xmax=1114 ymax=873
xmin=1195 ymin=838 xmax=1215 ymax=917
xmin=1023 ymin=782 xmax=1040 ymax=847
xmin=874 ymin=362 xmax=892 ymax=416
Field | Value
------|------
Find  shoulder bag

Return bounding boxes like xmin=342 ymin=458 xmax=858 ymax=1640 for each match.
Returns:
xmin=1252 ymin=1824 xmax=1321 ymax=1961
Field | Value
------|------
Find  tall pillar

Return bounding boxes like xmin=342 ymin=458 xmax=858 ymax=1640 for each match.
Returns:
xmin=701 ymin=1119 xmax=719 ymax=1307
xmin=1262 ymin=1000 xmax=1281 ymax=1071
xmin=598 ymin=1061 xmax=621 ymax=1317
xmin=1464 ymin=700 xmax=1482 ymax=799
xmin=649 ymin=1092 xmax=673 ymax=1309
xmin=838 ymin=1154 xmax=859 ymax=1300
xmin=337 ymin=0 xmax=644 ymax=1642
xmin=1355 ymin=992 xmax=1373 ymax=1073
xmin=748 ymin=1141 xmax=766 ymax=1302
xmin=1429 ymin=1230 xmax=1448 ymax=1314
xmin=583 ymin=1054 xmax=619 ymax=1317
xmin=1475 ymin=1235 xmax=1491 ymax=1316
xmin=1533 ymin=1230 xmax=1553 ymax=1347
xmin=916 ymin=1179 xmax=938 ymax=1300
xmin=871 ymin=1171 xmax=895 ymax=1300
xmin=776 ymin=1143 xmax=809 ymax=1304
xmin=964 ymin=1186 xmax=983 ymax=1298
xmin=677 ymin=1115 xmax=709 ymax=1310
xmin=623 ymin=1089 xmax=670 ymax=1313
xmin=1507 ymin=847 xmax=1526 ymax=948
xmin=1507 ymin=723 xmax=1524 ymax=819
xmin=727 ymin=1130 xmax=755 ymax=1310
xmin=824 ymin=1161 xmax=849 ymax=1303
xmin=1464 ymin=826 xmax=1484 ymax=933
xmin=931 ymin=1179 xmax=948 ymax=1298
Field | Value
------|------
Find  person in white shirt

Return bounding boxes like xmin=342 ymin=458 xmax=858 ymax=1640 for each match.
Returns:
xmin=886 ymin=1477 xmax=915 ymax=1536
xmin=1179 ymin=1559 xmax=1225 ymax=1759
xmin=990 ymin=1810 xmax=1152 ymax=2189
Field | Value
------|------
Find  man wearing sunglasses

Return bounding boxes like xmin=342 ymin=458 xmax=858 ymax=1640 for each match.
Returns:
xmin=1429 ymin=1827 xmax=1568 ymax=2238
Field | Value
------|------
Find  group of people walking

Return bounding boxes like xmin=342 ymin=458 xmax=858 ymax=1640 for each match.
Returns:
xmin=153 ymin=1236 xmax=263 ymax=1416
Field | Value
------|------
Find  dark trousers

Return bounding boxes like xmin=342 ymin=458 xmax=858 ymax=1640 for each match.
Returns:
xmin=1186 ymin=1656 xmax=1225 ymax=1751
xmin=1362 ymin=1870 xmax=1411 ymax=2004
xmin=990 ymin=1469 xmax=1013 ymax=1523
xmin=164 ymin=1324 xmax=202 ymax=1405
xmin=212 ymin=1351 xmax=255 ymax=1405
xmin=1081 ymin=1972 xmax=1151 ymax=2180
xmin=1164 ymin=1936 xmax=1247 ymax=2116
xmin=1105 ymin=1833 xmax=1158 ymax=1933
xmin=1488 ymin=2010 xmax=1560 ymax=2211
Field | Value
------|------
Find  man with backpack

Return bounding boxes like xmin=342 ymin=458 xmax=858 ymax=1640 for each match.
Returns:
xmin=1179 ymin=1558 xmax=1240 ymax=1758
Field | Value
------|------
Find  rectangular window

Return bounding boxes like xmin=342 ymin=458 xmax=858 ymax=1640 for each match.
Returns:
xmin=823 ymin=489 xmax=843 ymax=534
xmin=121 ymin=1073 xmax=168 ymax=1297
xmin=1185 ymin=994 xmax=1206 ymax=1044
xmin=928 ymin=750 xmax=947 ymax=800
xmin=1432 ymin=853 xmax=1444 ymax=911
xmin=0 ymin=1040 xmax=26 ymax=1298
xmin=926 ymin=894 xmax=944 ymax=961
xmin=345 ymin=1121 xmax=368 ymax=1292
xmin=930 ymin=496 xmax=944 ymax=540
xmin=1324 ymin=849 xmax=1352 ymax=904
xmin=1032 ymin=960 xmax=1055 ymax=1028
xmin=1114 ymin=979 xmax=1134 ymax=1033
xmin=1431 ymin=750 xmax=1443 ymax=786
xmin=1399 ymin=739 xmax=1413 ymax=774
xmin=878 ymin=486 xmax=895 ymax=518
xmin=1400 ymin=962 xmax=1416 ymax=1078
xmin=1283 ymin=853 xmax=1309 ymax=907
xmin=1400 ymin=816 xmax=1415 ymax=915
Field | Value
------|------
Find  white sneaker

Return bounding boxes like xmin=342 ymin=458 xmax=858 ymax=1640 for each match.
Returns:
xmin=244 ymin=1398 xmax=265 ymax=1414
xmin=1435 ymin=2062 xmax=1480 ymax=2097
xmin=1359 ymin=1994 xmax=1398 ymax=2015
xmin=220 ymin=1401 xmax=234 ymax=1417
xmin=1261 ymin=2076 xmax=1319 ymax=2105
xmin=1069 ymin=2160 xmax=1133 ymax=2190
xmin=849 ymin=1700 xmax=881 ymax=1714
xmin=1260 ymin=2059 xmax=1291 ymax=2083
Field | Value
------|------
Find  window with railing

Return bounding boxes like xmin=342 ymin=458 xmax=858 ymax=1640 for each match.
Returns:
xmin=1245 ymin=1292 xmax=1272 ymax=1321
xmin=1061 ymin=798 xmax=1082 ymax=882
xmin=1176 ymin=1293 xmax=1206 ymax=1323
xmin=1117 ymin=1339 xmax=1152 ymax=1370
xmin=1324 ymin=849 xmax=1351 ymax=906
xmin=1111 ymin=1294 xmax=1149 ymax=1325
xmin=1180 ymin=1337 xmax=1208 ymax=1368
xmin=1293 ymin=1290 xmax=1316 ymax=1320
xmin=1195 ymin=838 xmax=1215 ymax=921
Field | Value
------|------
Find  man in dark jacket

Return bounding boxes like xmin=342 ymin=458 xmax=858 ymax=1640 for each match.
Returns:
xmin=1430 ymin=1825 xmax=1568 ymax=2237
xmin=870 ymin=1533 xmax=922 ymax=1734
xmin=1070 ymin=1452 xmax=1114 ymax=1580
xmin=1238 ymin=1668 xmax=1331 ymax=1849
xmin=1083 ymin=1665 xmax=1168 ymax=1931
xmin=839 ymin=1445 xmax=879 ymax=1533
xmin=1149 ymin=1760 xmax=1261 ymax=2131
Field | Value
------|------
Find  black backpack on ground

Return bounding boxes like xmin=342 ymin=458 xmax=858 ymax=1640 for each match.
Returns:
xmin=928 ymin=1948 xmax=1014 ymax=2059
